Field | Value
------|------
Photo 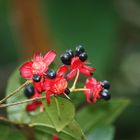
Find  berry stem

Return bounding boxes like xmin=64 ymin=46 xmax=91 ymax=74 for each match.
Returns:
xmin=70 ymin=69 xmax=80 ymax=91
xmin=0 ymin=96 xmax=46 ymax=108
xmin=0 ymin=80 xmax=32 ymax=104
xmin=72 ymin=88 xmax=90 ymax=92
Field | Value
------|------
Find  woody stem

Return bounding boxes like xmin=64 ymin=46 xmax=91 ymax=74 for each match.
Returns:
xmin=0 ymin=116 xmax=20 ymax=125
xmin=0 ymin=80 xmax=32 ymax=104
xmin=0 ymin=96 xmax=46 ymax=108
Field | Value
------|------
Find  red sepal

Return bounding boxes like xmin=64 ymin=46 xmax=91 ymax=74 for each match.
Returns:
xmin=66 ymin=56 xmax=96 ymax=80
xmin=66 ymin=69 xmax=77 ymax=81
xmin=43 ymin=50 xmax=56 ymax=66
xmin=20 ymin=50 xmax=56 ymax=80
xmin=20 ymin=61 xmax=33 ymax=79
xmin=33 ymin=81 xmax=43 ymax=93
xmin=43 ymin=66 xmax=68 ymax=104
xmin=26 ymin=101 xmax=42 ymax=112
xmin=84 ymin=78 xmax=103 ymax=103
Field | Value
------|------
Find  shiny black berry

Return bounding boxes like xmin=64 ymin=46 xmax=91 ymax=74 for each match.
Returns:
xmin=32 ymin=74 xmax=41 ymax=82
xmin=75 ymin=45 xmax=85 ymax=56
xmin=79 ymin=52 xmax=88 ymax=62
xmin=46 ymin=69 xmax=56 ymax=79
xmin=33 ymin=74 xmax=41 ymax=82
xmin=60 ymin=53 xmax=72 ymax=65
xmin=66 ymin=49 xmax=74 ymax=58
xmin=24 ymin=85 xmax=35 ymax=98
xmin=100 ymin=89 xmax=111 ymax=101
xmin=64 ymin=88 xmax=70 ymax=95
xmin=101 ymin=80 xmax=110 ymax=90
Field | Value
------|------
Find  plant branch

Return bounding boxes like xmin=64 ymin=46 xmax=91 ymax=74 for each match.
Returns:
xmin=0 ymin=80 xmax=32 ymax=104
xmin=0 ymin=115 xmax=21 ymax=125
xmin=0 ymin=96 xmax=46 ymax=108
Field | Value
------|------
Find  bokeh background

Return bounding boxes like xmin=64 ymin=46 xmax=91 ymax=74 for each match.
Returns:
xmin=0 ymin=0 xmax=140 ymax=139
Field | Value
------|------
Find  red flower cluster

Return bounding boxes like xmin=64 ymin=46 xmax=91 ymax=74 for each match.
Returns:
xmin=43 ymin=65 xmax=68 ymax=104
xmin=20 ymin=51 xmax=56 ymax=93
xmin=20 ymin=46 xmax=111 ymax=112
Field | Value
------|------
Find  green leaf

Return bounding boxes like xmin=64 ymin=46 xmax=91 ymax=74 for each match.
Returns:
xmin=6 ymin=68 xmax=31 ymax=123
xmin=76 ymin=99 xmax=130 ymax=133
xmin=87 ymin=125 xmax=115 ymax=140
xmin=31 ymin=96 xmax=75 ymax=132
xmin=32 ymin=120 xmax=87 ymax=140
xmin=0 ymin=122 xmax=26 ymax=140
xmin=6 ymin=68 xmax=75 ymax=133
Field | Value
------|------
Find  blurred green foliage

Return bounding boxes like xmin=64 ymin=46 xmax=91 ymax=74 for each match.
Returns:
xmin=0 ymin=0 xmax=18 ymax=67
xmin=44 ymin=0 xmax=120 ymax=79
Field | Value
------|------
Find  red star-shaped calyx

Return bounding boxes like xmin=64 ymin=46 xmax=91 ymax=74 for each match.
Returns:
xmin=67 ymin=56 xmax=96 ymax=80
xmin=20 ymin=50 xmax=56 ymax=79
xmin=20 ymin=50 xmax=56 ymax=92
xmin=43 ymin=65 xmax=68 ymax=104
xmin=84 ymin=77 xmax=103 ymax=103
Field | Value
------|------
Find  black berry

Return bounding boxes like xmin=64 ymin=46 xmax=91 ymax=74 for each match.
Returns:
xmin=100 ymin=89 xmax=111 ymax=101
xmin=24 ymin=84 xmax=35 ymax=98
xmin=60 ymin=53 xmax=72 ymax=65
xmin=75 ymin=45 xmax=85 ymax=56
xmin=79 ymin=52 xmax=88 ymax=62
xmin=32 ymin=74 xmax=41 ymax=82
xmin=46 ymin=69 xmax=56 ymax=79
xmin=101 ymin=80 xmax=110 ymax=90
xmin=64 ymin=88 xmax=70 ymax=95
xmin=66 ymin=49 xmax=74 ymax=58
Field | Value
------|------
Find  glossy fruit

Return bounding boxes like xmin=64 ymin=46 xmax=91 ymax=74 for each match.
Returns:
xmin=32 ymin=74 xmax=41 ymax=82
xmin=24 ymin=84 xmax=35 ymax=98
xmin=101 ymin=80 xmax=110 ymax=89
xmin=79 ymin=52 xmax=88 ymax=61
xmin=60 ymin=53 xmax=72 ymax=65
xmin=66 ymin=49 xmax=74 ymax=58
xmin=100 ymin=89 xmax=111 ymax=100
xmin=75 ymin=45 xmax=85 ymax=56
xmin=64 ymin=88 xmax=70 ymax=95
xmin=46 ymin=69 xmax=56 ymax=79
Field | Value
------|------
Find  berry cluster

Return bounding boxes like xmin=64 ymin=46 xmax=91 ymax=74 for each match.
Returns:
xmin=60 ymin=45 xmax=87 ymax=65
xmin=20 ymin=46 xmax=111 ymax=112
xmin=84 ymin=78 xmax=110 ymax=103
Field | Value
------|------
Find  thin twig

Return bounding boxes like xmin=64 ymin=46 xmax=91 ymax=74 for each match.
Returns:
xmin=70 ymin=69 xmax=80 ymax=92
xmin=0 ymin=96 xmax=46 ymax=108
xmin=73 ymin=69 xmax=80 ymax=88
xmin=0 ymin=80 xmax=32 ymax=104
xmin=72 ymin=88 xmax=90 ymax=92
